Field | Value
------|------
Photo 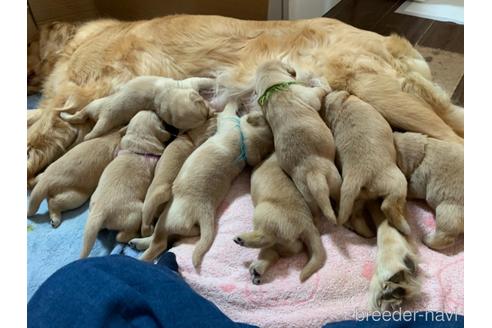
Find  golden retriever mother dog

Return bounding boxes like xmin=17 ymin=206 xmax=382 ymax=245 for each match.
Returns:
xmin=27 ymin=15 xmax=464 ymax=181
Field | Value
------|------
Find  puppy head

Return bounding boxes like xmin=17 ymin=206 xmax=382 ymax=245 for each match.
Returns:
xmin=393 ymin=132 xmax=427 ymax=177
xmin=120 ymin=111 xmax=169 ymax=154
xmin=159 ymin=89 xmax=210 ymax=131
xmin=186 ymin=113 xmax=218 ymax=147
xmin=28 ymin=22 xmax=78 ymax=94
xmin=241 ymin=111 xmax=274 ymax=166
xmin=255 ymin=60 xmax=297 ymax=97
xmin=322 ymin=90 xmax=350 ymax=125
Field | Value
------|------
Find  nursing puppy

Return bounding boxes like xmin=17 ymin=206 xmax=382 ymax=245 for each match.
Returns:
xmin=393 ymin=132 xmax=464 ymax=249
xmin=322 ymin=91 xmax=411 ymax=235
xmin=27 ymin=131 xmax=121 ymax=228
xmin=255 ymin=60 xmax=341 ymax=224
xmin=234 ymin=153 xmax=326 ymax=284
xmin=367 ymin=200 xmax=420 ymax=311
xmin=140 ymin=114 xmax=218 ymax=237
xmin=80 ymin=111 xmax=170 ymax=258
xmin=59 ymin=76 xmax=214 ymax=140
xmin=133 ymin=102 xmax=273 ymax=267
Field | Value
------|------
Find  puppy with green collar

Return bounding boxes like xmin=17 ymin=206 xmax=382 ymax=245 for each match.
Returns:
xmin=255 ymin=60 xmax=341 ymax=225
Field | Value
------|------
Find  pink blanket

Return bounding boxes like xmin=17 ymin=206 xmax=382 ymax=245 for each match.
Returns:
xmin=169 ymin=170 xmax=464 ymax=328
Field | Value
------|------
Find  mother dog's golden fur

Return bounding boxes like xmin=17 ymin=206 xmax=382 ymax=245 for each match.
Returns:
xmin=27 ymin=15 xmax=464 ymax=180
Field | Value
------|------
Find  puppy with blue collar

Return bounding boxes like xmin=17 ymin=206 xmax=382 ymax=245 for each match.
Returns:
xmin=133 ymin=101 xmax=274 ymax=268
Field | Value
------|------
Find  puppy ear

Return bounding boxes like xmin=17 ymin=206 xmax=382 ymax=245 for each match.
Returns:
xmin=157 ymin=127 xmax=171 ymax=143
xmin=281 ymin=62 xmax=297 ymax=78
xmin=119 ymin=126 xmax=128 ymax=136
xmin=189 ymin=90 xmax=203 ymax=102
xmin=207 ymin=108 xmax=217 ymax=119
xmin=246 ymin=149 xmax=261 ymax=167
xmin=287 ymin=67 xmax=296 ymax=78
xmin=246 ymin=112 xmax=266 ymax=127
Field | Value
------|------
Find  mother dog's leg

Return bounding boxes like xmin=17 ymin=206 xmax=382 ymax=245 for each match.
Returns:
xmin=349 ymin=73 xmax=463 ymax=144
xmin=367 ymin=200 xmax=420 ymax=311
xmin=383 ymin=34 xmax=464 ymax=137
xmin=401 ymin=72 xmax=464 ymax=137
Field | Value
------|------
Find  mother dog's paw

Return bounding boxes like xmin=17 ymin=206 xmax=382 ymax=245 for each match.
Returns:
xmin=369 ymin=255 xmax=420 ymax=311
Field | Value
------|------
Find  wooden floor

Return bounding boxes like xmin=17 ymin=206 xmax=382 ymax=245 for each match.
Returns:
xmin=324 ymin=0 xmax=464 ymax=106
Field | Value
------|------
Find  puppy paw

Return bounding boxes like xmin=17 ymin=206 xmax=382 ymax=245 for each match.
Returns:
xmin=50 ymin=219 xmax=61 ymax=229
xmin=249 ymin=261 xmax=267 ymax=285
xmin=233 ymin=236 xmax=245 ymax=246
xmin=59 ymin=112 xmax=71 ymax=120
xmin=423 ymin=232 xmax=455 ymax=250
xmin=128 ymin=237 xmax=151 ymax=251
xmin=309 ymin=77 xmax=331 ymax=92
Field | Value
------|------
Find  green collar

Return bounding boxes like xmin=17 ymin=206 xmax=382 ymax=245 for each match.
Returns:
xmin=257 ymin=81 xmax=304 ymax=107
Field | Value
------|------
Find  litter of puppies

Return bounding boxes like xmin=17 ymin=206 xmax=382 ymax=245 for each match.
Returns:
xmin=27 ymin=60 xmax=464 ymax=310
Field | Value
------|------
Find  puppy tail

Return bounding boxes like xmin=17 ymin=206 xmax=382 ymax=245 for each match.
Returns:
xmin=59 ymin=109 xmax=88 ymax=124
xmin=141 ymin=186 xmax=171 ymax=236
xmin=306 ymin=171 xmax=337 ymax=224
xmin=337 ymin=175 xmax=363 ymax=226
xmin=27 ymin=179 xmax=48 ymax=216
xmin=300 ymin=224 xmax=327 ymax=282
xmin=192 ymin=214 xmax=216 ymax=268
xmin=80 ymin=212 xmax=103 ymax=258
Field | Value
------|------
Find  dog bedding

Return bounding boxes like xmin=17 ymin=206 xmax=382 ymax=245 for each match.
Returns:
xmin=27 ymin=106 xmax=463 ymax=327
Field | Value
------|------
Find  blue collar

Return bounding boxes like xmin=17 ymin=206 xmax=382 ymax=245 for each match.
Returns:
xmin=222 ymin=116 xmax=248 ymax=163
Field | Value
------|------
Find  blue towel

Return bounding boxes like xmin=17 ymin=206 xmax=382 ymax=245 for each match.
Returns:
xmin=27 ymin=194 xmax=116 ymax=299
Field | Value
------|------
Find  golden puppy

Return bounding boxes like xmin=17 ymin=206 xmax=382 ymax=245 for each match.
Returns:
xmin=140 ymin=115 xmax=218 ymax=237
xmin=367 ymin=200 xmax=420 ymax=311
xmin=234 ymin=153 xmax=326 ymax=284
xmin=322 ymin=90 xmax=411 ymax=235
xmin=132 ymin=102 xmax=273 ymax=267
xmin=255 ymin=60 xmax=341 ymax=224
xmin=27 ymin=131 xmax=121 ymax=227
xmin=80 ymin=111 xmax=170 ymax=258
xmin=393 ymin=132 xmax=464 ymax=249
xmin=59 ymin=76 xmax=215 ymax=140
